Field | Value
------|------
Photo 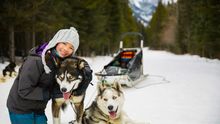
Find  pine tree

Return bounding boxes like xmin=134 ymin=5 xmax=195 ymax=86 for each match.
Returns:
xmin=177 ymin=0 xmax=220 ymax=58
xmin=146 ymin=0 xmax=168 ymax=49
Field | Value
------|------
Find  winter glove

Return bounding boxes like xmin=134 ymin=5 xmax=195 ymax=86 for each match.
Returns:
xmin=73 ymin=59 xmax=93 ymax=96
xmin=82 ymin=63 xmax=93 ymax=84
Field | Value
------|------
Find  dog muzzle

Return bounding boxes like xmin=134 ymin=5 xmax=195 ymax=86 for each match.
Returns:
xmin=109 ymin=107 xmax=118 ymax=119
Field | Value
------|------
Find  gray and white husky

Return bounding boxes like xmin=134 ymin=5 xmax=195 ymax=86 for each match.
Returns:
xmin=82 ymin=81 xmax=148 ymax=124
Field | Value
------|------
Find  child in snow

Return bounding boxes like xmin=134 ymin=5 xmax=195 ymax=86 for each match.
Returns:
xmin=6 ymin=27 xmax=92 ymax=124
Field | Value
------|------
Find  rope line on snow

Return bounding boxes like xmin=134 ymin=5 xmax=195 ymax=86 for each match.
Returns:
xmin=130 ymin=74 xmax=170 ymax=89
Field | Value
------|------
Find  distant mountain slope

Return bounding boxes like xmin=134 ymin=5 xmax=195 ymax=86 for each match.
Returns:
xmin=129 ymin=0 xmax=157 ymax=26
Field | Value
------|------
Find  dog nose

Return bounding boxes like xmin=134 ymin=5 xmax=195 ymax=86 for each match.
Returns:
xmin=108 ymin=105 xmax=113 ymax=110
xmin=61 ymin=88 xmax=67 ymax=93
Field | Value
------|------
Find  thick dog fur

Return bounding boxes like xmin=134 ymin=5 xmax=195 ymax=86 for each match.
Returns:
xmin=0 ymin=62 xmax=17 ymax=83
xmin=82 ymin=82 xmax=148 ymax=124
xmin=2 ymin=61 xmax=17 ymax=77
xmin=52 ymin=58 xmax=86 ymax=124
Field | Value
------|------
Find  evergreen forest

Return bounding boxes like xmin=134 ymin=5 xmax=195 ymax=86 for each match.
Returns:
xmin=0 ymin=0 xmax=219 ymax=63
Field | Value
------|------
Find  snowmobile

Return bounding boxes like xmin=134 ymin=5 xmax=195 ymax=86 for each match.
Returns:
xmin=95 ymin=32 xmax=148 ymax=87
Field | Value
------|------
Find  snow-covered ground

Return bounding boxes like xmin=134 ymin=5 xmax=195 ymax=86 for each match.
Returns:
xmin=1 ymin=48 xmax=220 ymax=124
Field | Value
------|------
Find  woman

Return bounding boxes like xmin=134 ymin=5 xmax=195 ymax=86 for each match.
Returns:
xmin=7 ymin=27 xmax=92 ymax=124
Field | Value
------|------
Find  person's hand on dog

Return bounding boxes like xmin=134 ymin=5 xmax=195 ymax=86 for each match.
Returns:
xmin=81 ymin=60 xmax=93 ymax=83
xmin=70 ymin=58 xmax=93 ymax=96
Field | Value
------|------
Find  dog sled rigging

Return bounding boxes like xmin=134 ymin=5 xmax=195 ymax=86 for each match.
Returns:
xmin=95 ymin=32 xmax=148 ymax=87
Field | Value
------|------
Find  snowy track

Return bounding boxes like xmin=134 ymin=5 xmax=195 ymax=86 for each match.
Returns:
xmin=1 ymin=48 xmax=220 ymax=124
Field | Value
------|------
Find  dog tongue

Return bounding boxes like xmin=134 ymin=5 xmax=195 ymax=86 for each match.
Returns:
xmin=63 ymin=92 xmax=71 ymax=100
xmin=109 ymin=111 xmax=116 ymax=119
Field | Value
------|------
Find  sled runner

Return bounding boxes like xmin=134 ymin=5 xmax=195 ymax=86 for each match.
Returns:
xmin=95 ymin=32 xmax=147 ymax=87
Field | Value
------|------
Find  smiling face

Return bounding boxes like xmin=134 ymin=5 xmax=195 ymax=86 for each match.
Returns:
xmin=55 ymin=42 xmax=74 ymax=58
xmin=96 ymin=82 xmax=125 ymax=120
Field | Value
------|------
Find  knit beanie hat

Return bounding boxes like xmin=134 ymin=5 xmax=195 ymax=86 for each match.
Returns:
xmin=42 ymin=27 xmax=79 ymax=73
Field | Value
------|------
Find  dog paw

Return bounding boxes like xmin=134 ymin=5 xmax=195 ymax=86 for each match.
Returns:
xmin=68 ymin=120 xmax=74 ymax=124
xmin=11 ymin=72 xmax=17 ymax=77
xmin=69 ymin=120 xmax=79 ymax=124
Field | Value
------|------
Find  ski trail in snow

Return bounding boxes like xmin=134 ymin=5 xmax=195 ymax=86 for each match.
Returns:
xmin=131 ymin=74 xmax=170 ymax=89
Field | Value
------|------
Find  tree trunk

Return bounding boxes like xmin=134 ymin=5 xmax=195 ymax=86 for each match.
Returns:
xmin=25 ymin=31 xmax=31 ymax=55
xmin=32 ymin=25 xmax=36 ymax=47
xmin=9 ymin=25 xmax=15 ymax=62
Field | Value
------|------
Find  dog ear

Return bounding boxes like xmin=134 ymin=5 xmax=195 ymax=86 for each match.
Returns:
xmin=78 ymin=60 xmax=85 ymax=70
xmin=98 ymin=81 xmax=106 ymax=95
xmin=112 ymin=81 xmax=122 ymax=92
